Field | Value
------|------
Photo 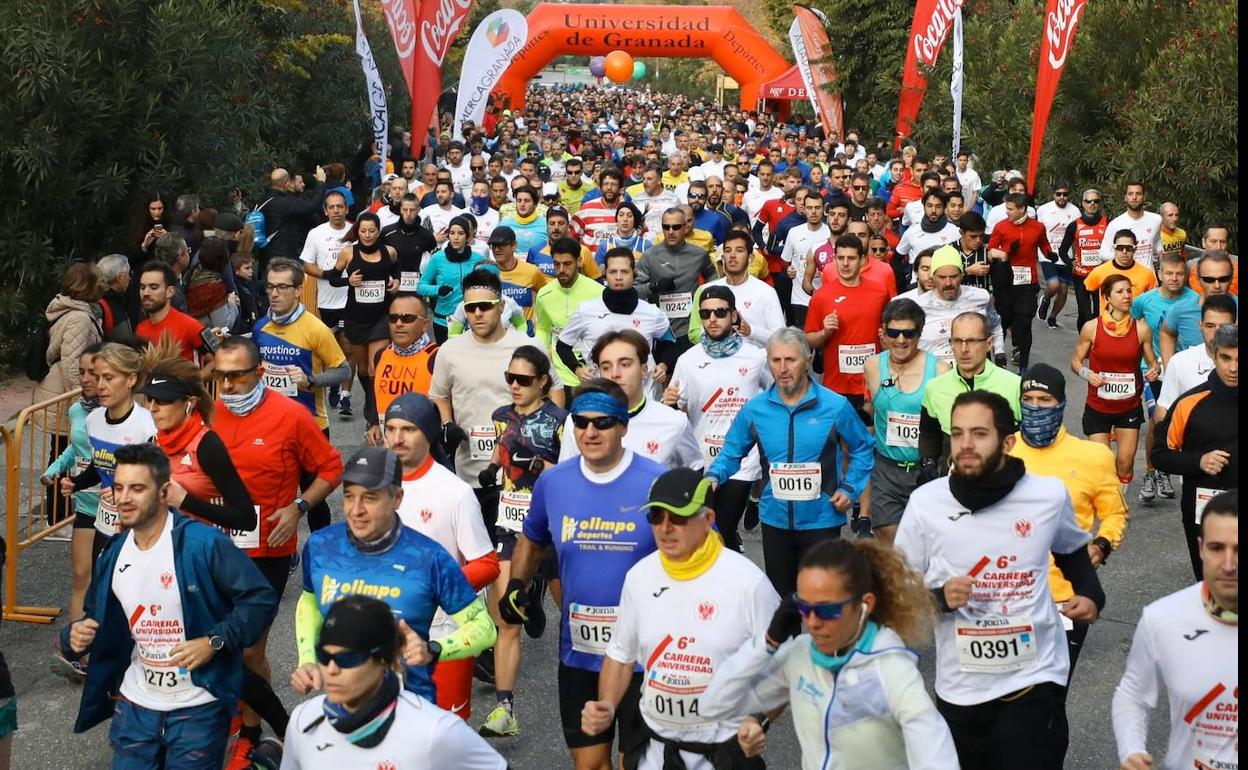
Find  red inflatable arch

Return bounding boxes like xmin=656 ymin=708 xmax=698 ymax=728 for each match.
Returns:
xmin=495 ymin=3 xmax=791 ymax=111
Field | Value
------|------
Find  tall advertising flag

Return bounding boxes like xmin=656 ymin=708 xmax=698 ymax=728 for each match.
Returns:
xmin=950 ymin=8 xmax=964 ymax=156
xmin=453 ymin=10 xmax=528 ymax=140
xmin=381 ymin=0 xmax=475 ymax=156
xmin=895 ymin=0 xmax=965 ymax=146
xmin=353 ymin=0 xmax=388 ymax=170
xmin=1026 ymin=0 xmax=1088 ymax=193
xmin=790 ymin=5 xmax=844 ymax=142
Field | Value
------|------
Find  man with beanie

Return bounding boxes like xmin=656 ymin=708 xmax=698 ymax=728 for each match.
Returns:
xmin=283 ymin=595 xmax=506 ymax=769
xmin=384 ymin=393 xmax=500 ymax=719
xmin=292 ymin=447 xmax=497 ymax=709
xmin=582 ymin=469 xmax=780 ymax=769
xmin=917 ymin=245 xmax=1005 ymax=367
xmin=1008 ymin=364 xmax=1128 ymax=677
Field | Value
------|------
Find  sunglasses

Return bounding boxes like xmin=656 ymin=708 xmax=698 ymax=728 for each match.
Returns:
xmin=464 ymin=300 xmax=501 ymax=314
xmin=1200 ymin=274 xmax=1234 ymax=284
xmin=645 ymin=509 xmax=696 ymax=526
xmin=699 ymin=307 xmax=732 ymax=320
xmin=213 ymin=368 xmax=257 ymax=382
xmin=852 ymin=185 xmax=869 ymax=191
xmin=571 ymin=414 xmax=623 ymax=430
xmin=388 ymin=313 xmax=426 ymax=324
xmin=792 ymin=593 xmax=857 ymax=621
xmin=687 ymin=193 xmax=706 ymax=200
xmin=504 ymin=371 xmax=537 ymax=387
xmin=662 ymin=224 xmax=685 ymax=231
xmin=869 ymin=247 xmax=889 ymax=254
xmin=148 ymin=396 xmax=183 ymax=406
xmin=1054 ymin=191 xmax=1070 ymax=196
xmin=315 ymin=646 xmax=383 ymax=669
xmin=1083 ymin=198 xmax=1101 ymax=204
xmin=884 ymin=327 xmax=920 ymax=339
xmin=1114 ymin=244 xmax=1136 ymax=252
xmin=471 ymin=165 xmax=485 ymax=170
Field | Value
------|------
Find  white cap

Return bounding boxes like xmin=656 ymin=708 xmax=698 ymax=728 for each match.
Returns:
xmin=542 ymin=181 xmax=559 ymax=197
xmin=1006 ymin=169 xmax=1024 ymax=181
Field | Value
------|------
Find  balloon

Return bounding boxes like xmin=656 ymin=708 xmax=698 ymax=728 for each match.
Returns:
xmin=589 ymin=56 xmax=606 ymax=78
xmin=632 ymin=60 xmax=647 ymax=81
xmin=604 ymin=50 xmax=633 ymax=84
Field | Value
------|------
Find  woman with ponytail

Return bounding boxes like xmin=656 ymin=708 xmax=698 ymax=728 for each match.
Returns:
xmin=701 ymin=538 xmax=959 ymax=770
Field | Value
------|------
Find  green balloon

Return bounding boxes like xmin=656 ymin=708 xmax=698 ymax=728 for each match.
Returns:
xmin=632 ymin=60 xmax=647 ymax=80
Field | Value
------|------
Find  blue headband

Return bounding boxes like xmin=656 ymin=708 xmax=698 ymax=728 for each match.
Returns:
xmin=571 ymin=392 xmax=630 ymax=424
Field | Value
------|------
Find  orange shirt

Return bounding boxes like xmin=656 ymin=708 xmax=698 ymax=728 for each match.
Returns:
xmin=1084 ymin=259 xmax=1157 ymax=298
xmin=372 ymin=343 xmax=438 ymax=425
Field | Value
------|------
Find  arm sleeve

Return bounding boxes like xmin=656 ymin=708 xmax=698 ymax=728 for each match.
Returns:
xmin=1058 ymin=221 xmax=1077 ymax=265
xmin=417 ymin=257 xmax=441 ymax=298
xmin=1111 ymin=614 xmax=1160 ymax=762
xmin=755 ymin=292 xmax=786 ymax=346
xmin=308 ymin=360 xmax=352 ymax=390
xmin=46 ymin=440 xmax=80 ymax=478
xmin=884 ymin=659 xmax=962 ymax=770
xmin=699 ymin=635 xmax=793 ymax=720
xmin=461 ymin=551 xmax=501 ymax=592
xmin=433 ymin=597 xmax=498 ymax=661
xmin=179 ymin=436 xmax=257 ymax=531
xmin=72 ymin=464 xmax=102 ymax=491
xmin=295 ymin=590 xmax=324 ymax=666
xmin=986 ymin=297 xmax=1006 ymax=355
xmin=675 ymin=423 xmax=705 ymax=471
xmin=555 ymin=339 xmax=583 ymax=373
xmin=1149 ymin=399 xmax=1203 ymax=476
xmin=604 ymin=582 xmax=640 ymax=665
xmin=751 ymin=216 xmax=768 ymax=252
xmin=1052 ymin=547 xmax=1105 ymax=611
xmin=893 ymin=500 xmax=930 ymax=579
xmin=687 ymin=285 xmax=704 ymax=343
xmin=634 ymin=254 xmax=654 ymax=301
xmin=1091 ymin=449 xmax=1130 ymax=549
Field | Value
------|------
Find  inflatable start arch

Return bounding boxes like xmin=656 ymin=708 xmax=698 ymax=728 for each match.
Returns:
xmin=495 ymin=3 xmax=790 ymax=111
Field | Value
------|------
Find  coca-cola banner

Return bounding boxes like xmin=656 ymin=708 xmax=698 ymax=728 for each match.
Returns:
xmin=1025 ymin=0 xmax=1089 ymax=193
xmin=381 ymin=0 xmax=475 ymax=156
xmin=895 ymin=0 xmax=965 ymax=145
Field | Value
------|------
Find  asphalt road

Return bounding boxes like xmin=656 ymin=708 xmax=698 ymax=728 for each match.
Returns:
xmin=2 ymin=300 xmax=1191 ymax=769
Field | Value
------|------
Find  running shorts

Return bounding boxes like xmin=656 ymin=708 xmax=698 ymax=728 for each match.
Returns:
xmin=1082 ymin=402 xmax=1145 ymax=435
xmin=558 ymin=663 xmax=644 ymax=750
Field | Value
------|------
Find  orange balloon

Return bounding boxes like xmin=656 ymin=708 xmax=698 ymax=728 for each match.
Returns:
xmin=604 ymin=50 xmax=634 ymax=84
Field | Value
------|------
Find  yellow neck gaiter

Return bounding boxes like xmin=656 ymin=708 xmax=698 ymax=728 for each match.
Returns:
xmin=659 ymin=531 xmax=724 ymax=581
xmin=1100 ymin=305 xmax=1133 ymax=337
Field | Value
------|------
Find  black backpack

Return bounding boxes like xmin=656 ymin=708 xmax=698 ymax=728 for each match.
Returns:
xmin=25 ymin=316 xmax=52 ymax=381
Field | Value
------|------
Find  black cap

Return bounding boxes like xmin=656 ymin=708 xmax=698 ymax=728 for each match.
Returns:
xmin=319 ymin=595 xmax=399 ymax=661
xmin=140 ymin=375 xmax=195 ymax=402
xmin=1020 ymin=363 xmax=1066 ymax=401
xmin=645 ymin=468 xmax=715 ymax=518
xmin=699 ymin=284 xmax=737 ymax=310
xmin=341 ymin=446 xmax=403 ymax=490
xmin=709 ymin=143 xmax=724 ymax=154
xmin=214 ymin=212 xmax=244 ymax=234
xmin=488 ymin=226 xmax=517 ymax=246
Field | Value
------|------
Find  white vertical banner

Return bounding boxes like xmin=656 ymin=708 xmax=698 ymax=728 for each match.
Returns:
xmin=950 ymin=7 xmax=964 ymax=156
xmin=353 ymin=0 xmax=388 ymax=170
xmin=454 ymin=10 xmax=528 ymax=140
xmin=788 ymin=17 xmax=821 ymax=124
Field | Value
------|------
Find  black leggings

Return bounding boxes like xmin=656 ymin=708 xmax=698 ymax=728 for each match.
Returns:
xmin=300 ymin=427 xmax=333 ymax=532
xmin=760 ymin=524 xmax=841 ymax=597
xmin=1001 ymin=285 xmax=1039 ymax=369
xmin=938 ymin=683 xmax=1068 ymax=770
xmin=1065 ymin=620 xmax=1090 ymax=689
xmin=1073 ymin=279 xmax=1098 ymax=330
xmin=46 ymin=435 xmax=70 ymax=526
xmin=242 ymin=667 xmax=289 ymax=736
xmin=713 ymin=480 xmax=751 ymax=553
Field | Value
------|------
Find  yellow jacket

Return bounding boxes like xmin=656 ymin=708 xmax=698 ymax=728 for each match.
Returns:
xmin=1008 ymin=428 xmax=1128 ymax=601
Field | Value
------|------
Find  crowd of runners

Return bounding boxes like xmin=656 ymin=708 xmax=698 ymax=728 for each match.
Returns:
xmin=10 ymin=84 xmax=1238 ymax=770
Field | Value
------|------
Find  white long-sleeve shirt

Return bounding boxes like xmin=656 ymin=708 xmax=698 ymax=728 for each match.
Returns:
xmin=1112 ymin=583 xmax=1238 ymax=770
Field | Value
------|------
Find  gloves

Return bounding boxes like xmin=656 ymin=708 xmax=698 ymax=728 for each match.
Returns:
xmin=510 ymin=449 xmax=543 ymax=474
xmin=992 ymin=352 xmax=1008 ymax=368
xmin=478 ymin=463 xmax=501 ymax=489
xmin=917 ymin=458 xmax=943 ymax=486
xmin=442 ymin=421 xmax=467 ymax=452
xmin=437 ymin=284 xmax=453 ymax=297
xmin=498 ymin=578 xmax=531 ymax=625
xmin=653 ymin=276 xmax=677 ymax=294
xmin=765 ymin=594 xmax=803 ymax=650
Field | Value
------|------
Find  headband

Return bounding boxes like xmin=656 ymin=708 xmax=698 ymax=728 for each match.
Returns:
xmin=571 ymin=392 xmax=630 ymax=424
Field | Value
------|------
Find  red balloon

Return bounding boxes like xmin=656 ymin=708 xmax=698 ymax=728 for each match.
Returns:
xmin=604 ymin=50 xmax=634 ymax=84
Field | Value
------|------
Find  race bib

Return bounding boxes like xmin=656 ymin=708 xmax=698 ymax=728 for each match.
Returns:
xmin=218 ymin=505 xmax=262 ymax=550
xmin=1097 ymin=372 xmax=1135 ymax=401
xmin=1194 ymin=487 xmax=1222 ymax=525
xmin=354 ymin=280 xmax=385 ymax=304
xmin=1080 ymin=251 xmax=1102 ymax=268
xmin=96 ymin=493 xmax=120 ymax=537
xmin=1012 ymin=265 xmax=1034 ymax=286
xmin=885 ymin=412 xmax=921 ymax=448
xmin=837 ymin=343 xmax=874 ymax=375
xmin=955 ymin=614 xmax=1038 ymax=673
xmin=139 ymin=657 xmax=194 ymax=698
xmin=701 ymin=433 xmax=725 ymax=463
xmin=644 ymin=637 xmax=713 ymax=726
xmin=469 ymin=425 xmax=496 ymax=462
xmin=769 ymin=463 xmax=821 ymax=502
xmin=659 ymin=292 xmax=693 ymax=320
xmin=568 ymin=603 xmax=617 ymax=655
xmin=497 ymin=490 xmax=532 ymax=533
xmin=398 ymin=271 xmax=420 ymax=292
xmin=261 ymin=363 xmax=300 ymax=397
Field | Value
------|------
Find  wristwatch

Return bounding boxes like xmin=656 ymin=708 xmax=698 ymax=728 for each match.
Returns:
xmin=209 ymin=635 xmax=226 ymax=652
xmin=294 ymin=498 xmax=310 ymax=516
xmin=426 ymin=640 xmax=442 ymax=661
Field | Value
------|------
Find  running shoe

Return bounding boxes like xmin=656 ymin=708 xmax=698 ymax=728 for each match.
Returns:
xmin=524 ymin=575 xmax=548 ymax=640
xmin=1011 ymin=347 xmax=1022 ymax=365
xmin=49 ymin=643 xmax=86 ymax=684
xmin=248 ymin=737 xmax=283 ymax=770
xmin=1037 ymin=296 xmax=1050 ymax=321
xmin=851 ymin=515 xmax=874 ymax=539
xmin=328 ymin=387 xmax=341 ymax=410
xmin=225 ymin=733 xmax=259 ymax=770
xmin=743 ymin=499 xmax=760 ymax=531
xmin=1139 ymin=471 xmax=1157 ymax=504
xmin=1157 ymin=473 xmax=1175 ymax=499
xmin=474 ymin=647 xmax=496 ymax=685
xmin=338 ymin=394 xmax=354 ymax=417
xmin=478 ymin=704 xmax=519 ymax=738
xmin=1047 ymin=317 xmax=1060 ymax=329
xmin=288 ymin=548 xmax=300 ymax=575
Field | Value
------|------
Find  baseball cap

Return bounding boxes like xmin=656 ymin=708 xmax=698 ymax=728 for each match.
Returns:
xmin=542 ymin=181 xmax=559 ymax=198
xmin=488 ymin=226 xmax=517 ymax=246
xmin=214 ymin=212 xmax=244 ymax=234
xmin=140 ymin=375 xmax=195 ymax=402
xmin=1020 ymin=364 xmax=1067 ymax=401
xmin=341 ymin=446 xmax=402 ymax=490
xmin=645 ymin=468 xmax=715 ymax=518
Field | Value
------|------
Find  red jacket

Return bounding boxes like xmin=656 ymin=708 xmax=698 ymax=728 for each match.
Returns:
xmin=988 ymin=218 xmax=1053 ymax=286
xmin=887 ymin=180 xmax=922 ymax=220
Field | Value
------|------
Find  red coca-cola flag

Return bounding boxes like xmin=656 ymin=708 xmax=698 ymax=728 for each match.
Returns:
xmin=895 ymin=0 xmax=964 ymax=147
xmin=381 ymin=0 xmax=475 ymax=156
xmin=1025 ymin=0 xmax=1089 ymax=193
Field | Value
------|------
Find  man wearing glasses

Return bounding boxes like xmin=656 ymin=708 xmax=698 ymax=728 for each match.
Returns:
xmin=1057 ymin=188 xmax=1108 ymax=330
xmin=498 ymin=379 xmax=665 ymax=770
xmin=1036 ymin=181 xmax=1081 ymax=329
xmin=1160 ymin=250 xmax=1239 ymax=359
xmin=846 ymin=172 xmax=873 ymax=220
xmin=581 ymin=468 xmax=780 ymax=768
xmin=688 ymin=180 xmax=728 ymax=246
xmin=366 ymin=293 xmax=438 ymax=446
xmin=637 ymin=208 xmax=718 ymax=345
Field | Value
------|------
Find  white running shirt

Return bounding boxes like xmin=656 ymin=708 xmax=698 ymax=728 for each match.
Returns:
xmin=1111 ymin=583 xmax=1238 ymax=770
xmin=697 ymin=277 xmax=786 ymax=348
xmin=1099 ymin=210 xmax=1163 ymax=269
xmin=558 ymin=297 xmax=671 ymax=365
xmin=1037 ymin=201 xmax=1082 ymax=257
xmin=1157 ymin=345 xmax=1215 ymax=411
xmin=781 ymin=223 xmax=831 ymax=307
xmin=895 ymin=473 xmax=1091 ymax=705
xmin=669 ymin=343 xmax=771 ymax=479
xmin=299 ymin=221 xmax=351 ymax=310
xmin=895 ymin=222 xmax=961 ymax=262
xmin=560 ymin=398 xmax=702 ymax=470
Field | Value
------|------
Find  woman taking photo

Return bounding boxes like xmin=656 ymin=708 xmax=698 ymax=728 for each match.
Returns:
xmin=1071 ymin=273 xmax=1160 ymax=487
xmin=701 ymin=539 xmax=959 ymax=770
xmin=477 ymin=346 xmax=568 ymax=739
xmin=419 ymin=214 xmax=494 ymax=343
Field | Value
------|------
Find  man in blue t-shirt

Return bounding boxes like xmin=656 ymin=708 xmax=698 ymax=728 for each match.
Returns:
xmin=291 ymin=447 xmax=496 ymax=704
xmin=499 ymin=379 xmax=664 ymax=768
xmin=1160 ymin=250 xmax=1238 ymax=362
